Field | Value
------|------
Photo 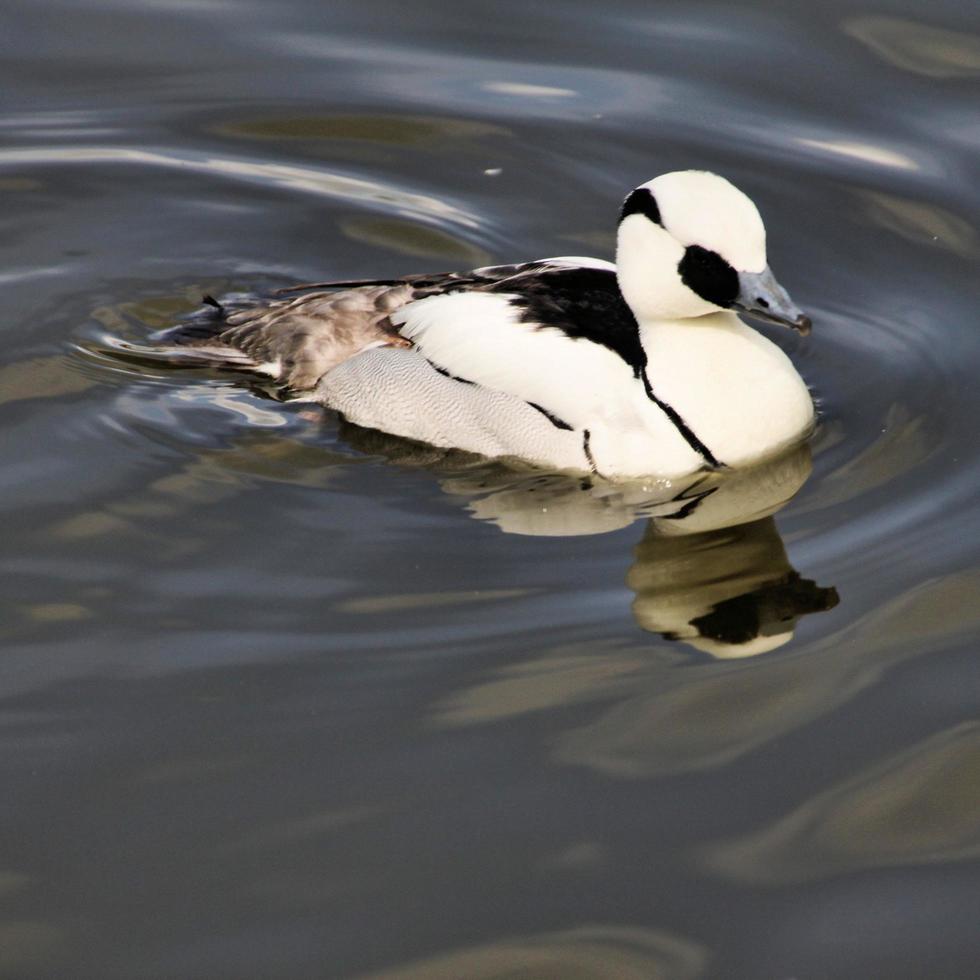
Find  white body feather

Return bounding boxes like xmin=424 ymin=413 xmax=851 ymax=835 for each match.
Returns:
xmin=636 ymin=312 xmax=815 ymax=469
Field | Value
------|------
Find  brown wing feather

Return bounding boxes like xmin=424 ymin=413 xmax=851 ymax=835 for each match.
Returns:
xmin=155 ymin=261 xmax=556 ymax=390
xmin=220 ymin=285 xmax=415 ymax=389
xmin=163 ymin=284 xmax=412 ymax=390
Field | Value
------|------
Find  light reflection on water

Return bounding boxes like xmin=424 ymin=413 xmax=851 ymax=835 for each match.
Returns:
xmin=1 ymin=0 xmax=979 ymax=977
xmin=0 ymin=146 xmax=484 ymax=230
xmin=703 ymin=719 xmax=980 ymax=883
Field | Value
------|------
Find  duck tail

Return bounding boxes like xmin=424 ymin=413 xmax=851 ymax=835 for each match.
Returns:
xmin=201 ymin=293 xmax=225 ymax=315
xmin=147 ymin=292 xmax=234 ymax=348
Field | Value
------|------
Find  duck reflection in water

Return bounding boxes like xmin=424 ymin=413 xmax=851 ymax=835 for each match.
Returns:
xmin=343 ymin=427 xmax=839 ymax=655
xmin=630 ymin=517 xmax=838 ymax=657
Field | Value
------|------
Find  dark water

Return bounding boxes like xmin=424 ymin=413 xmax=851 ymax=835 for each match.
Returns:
xmin=2 ymin=0 xmax=979 ymax=976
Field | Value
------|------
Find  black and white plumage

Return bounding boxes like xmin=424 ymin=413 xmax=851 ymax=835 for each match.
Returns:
xmin=155 ymin=170 xmax=816 ymax=479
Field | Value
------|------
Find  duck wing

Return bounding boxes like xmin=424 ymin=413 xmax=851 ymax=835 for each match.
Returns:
xmin=153 ymin=282 xmax=417 ymax=390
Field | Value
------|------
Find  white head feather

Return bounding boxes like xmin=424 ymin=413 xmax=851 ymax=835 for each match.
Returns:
xmin=616 ymin=170 xmax=768 ymax=322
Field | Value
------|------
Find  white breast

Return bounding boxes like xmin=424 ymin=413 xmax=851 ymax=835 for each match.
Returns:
xmin=639 ymin=312 xmax=815 ymax=468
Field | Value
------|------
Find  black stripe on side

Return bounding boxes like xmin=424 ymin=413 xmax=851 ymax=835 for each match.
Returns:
xmin=582 ymin=429 xmax=599 ymax=475
xmin=526 ymin=401 xmax=574 ymax=431
xmin=619 ymin=188 xmax=662 ymax=226
xmin=430 ymin=361 xmax=476 ymax=385
xmin=640 ymin=370 xmax=722 ymax=468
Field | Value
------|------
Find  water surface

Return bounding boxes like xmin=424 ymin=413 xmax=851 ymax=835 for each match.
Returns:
xmin=1 ymin=0 xmax=979 ymax=977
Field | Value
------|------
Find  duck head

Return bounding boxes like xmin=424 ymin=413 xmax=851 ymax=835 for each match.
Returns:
xmin=616 ymin=170 xmax=811 ymax=334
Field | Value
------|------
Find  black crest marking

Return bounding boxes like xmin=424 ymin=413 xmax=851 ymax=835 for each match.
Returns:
xmin=619 ymin=188 xmax=662 ymax=226
xmin=678 ymin=245 xmax=739 ymax=308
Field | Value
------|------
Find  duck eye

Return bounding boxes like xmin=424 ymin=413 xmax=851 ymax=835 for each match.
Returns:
xmin=756 ymin=297 xmax=770 ymax=309
xmin=677 ymin=245 xmax=739 ymax=308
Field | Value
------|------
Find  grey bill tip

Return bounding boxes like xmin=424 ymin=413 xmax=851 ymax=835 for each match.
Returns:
xmin=734 ymin=267 xmax=811 ymax=335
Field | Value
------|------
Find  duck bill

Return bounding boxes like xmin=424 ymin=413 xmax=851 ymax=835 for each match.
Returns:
xmin=734 ymin=267 xmax=812 ymax=335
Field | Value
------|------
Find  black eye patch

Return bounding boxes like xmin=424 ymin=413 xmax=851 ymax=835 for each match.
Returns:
xmin=678 ymin=245 xmax=739 ymax=308
xmin=619 ymin=188 xmax=662 ymax=226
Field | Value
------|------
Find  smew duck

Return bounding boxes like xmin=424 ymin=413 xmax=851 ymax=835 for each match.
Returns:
xmin=158 ymin=170 xmax=815 ymax=479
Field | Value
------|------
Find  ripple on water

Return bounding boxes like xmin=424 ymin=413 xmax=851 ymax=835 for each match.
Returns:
xmin=1 ymin=3 xmax=980 ymax=976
